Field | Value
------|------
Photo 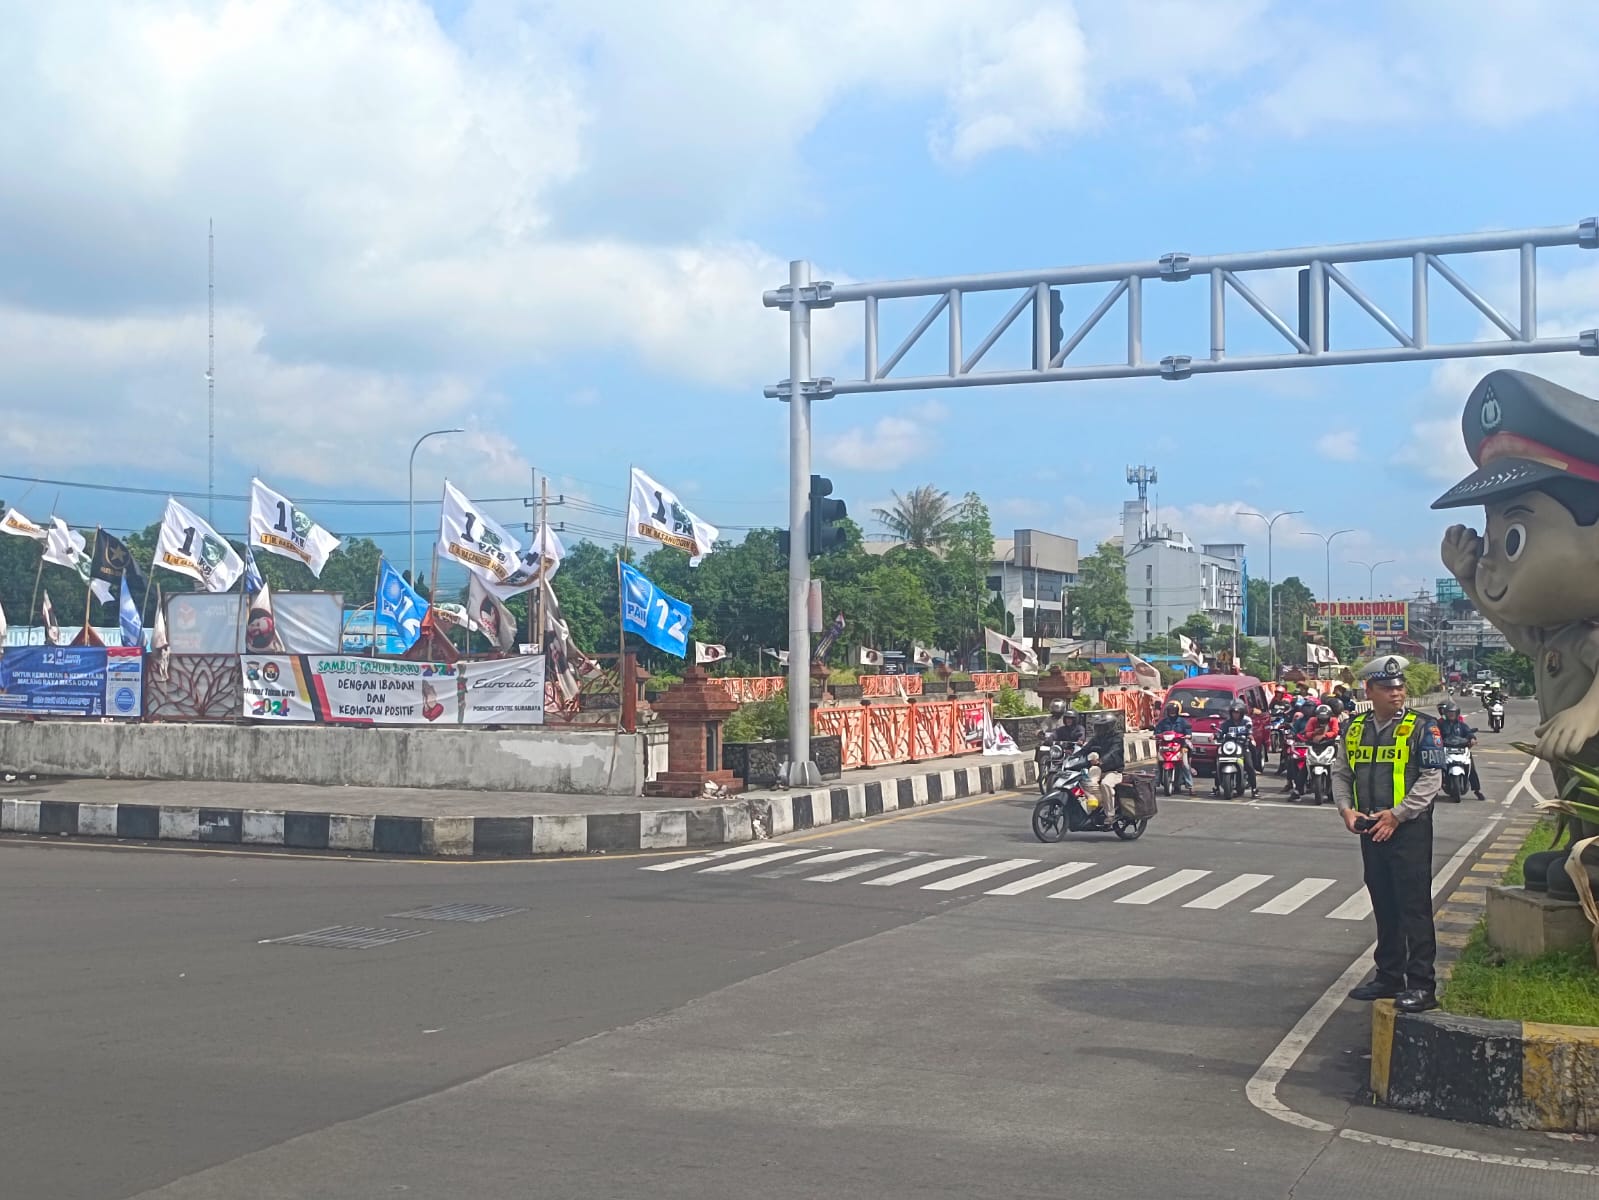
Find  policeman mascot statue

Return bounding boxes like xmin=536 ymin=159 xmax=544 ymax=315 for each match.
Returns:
xmin=1435 ymin=369 xmax=1599 ymax=901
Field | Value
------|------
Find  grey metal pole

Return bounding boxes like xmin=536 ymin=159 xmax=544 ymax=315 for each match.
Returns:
xmin=786 ymin=261 xmax=819 ymax=787
xmin=408 ymin=428 xmax=464 ymax=583
xmin=1301 ymin=528 xmax=1353 ymax=645
xmin=1242 ymin=510 xmax=1301 ymax=681
xmin=1350 ymin=558 xmax=1395 ymax=602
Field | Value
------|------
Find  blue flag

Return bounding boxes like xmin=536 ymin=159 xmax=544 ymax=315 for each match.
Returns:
xmin=119 ymin=575 xmax=143 ymax=647
xmin=244 ymin=546 xmax=265 ymax=594
xmin=375 ymin=557 xmax=429 ymax=651
xmin=619 ymin=561 xmax=693 ymax=658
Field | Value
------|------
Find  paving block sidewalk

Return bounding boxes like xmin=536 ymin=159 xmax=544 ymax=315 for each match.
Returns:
xmin=0 ymin=754 xmax=1044 ymax=859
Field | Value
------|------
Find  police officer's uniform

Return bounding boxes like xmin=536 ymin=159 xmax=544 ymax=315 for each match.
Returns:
xmin=1331 ymin=656 xmax=1445 ymax=1011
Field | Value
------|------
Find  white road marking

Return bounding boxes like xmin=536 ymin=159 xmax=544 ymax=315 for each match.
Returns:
xmin=1244 ymin=757 xmax=1598 ymax=1176
xmin=1251 ymin=877 xmax=1334 ymax=915
xmin=1115 ymin=868 xmax=1211 ymax=905
xmin=641 ymin=842 xmax=783 ymax=871
xmin=983 ymin=861 xmax=1096 ymax=895
xmin=1183 ymin=872 xmax=1274 ymax=910
xmin=921 ymin=858 xmax=1040 ymax=892
xmin=861 ymin=856 xmax=982 ymax=887
xmin=1050 ymin=864 xmax=1153 ymax=900
xmin=755 ymin=848 xmax=881 ymax=876
xmin=1325 ymin=887 xmax=1373 ymax=921
xmin=699 ymin=848 xmax=815 ymax=873
xmin=806 ymin=854 xmax=920 ymax=882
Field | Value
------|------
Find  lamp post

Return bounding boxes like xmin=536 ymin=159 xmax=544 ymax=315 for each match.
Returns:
xmin=1301 ymin=529 xmax=1354 ymax=647
xmin=409 ymin=428 xmax=464 ymax=584
xmin=1240 ymin=509 xmax=1302 ymax=679
xmin=1349 ymin=558 xmax=1395 ymax=603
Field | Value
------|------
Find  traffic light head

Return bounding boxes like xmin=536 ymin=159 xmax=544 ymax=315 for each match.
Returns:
xmin=809 ymin=474 xmax=847 ymax=557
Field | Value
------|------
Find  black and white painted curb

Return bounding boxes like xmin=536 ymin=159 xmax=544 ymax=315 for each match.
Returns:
xmin=0 ymin=754 xmax=1074 ymax=858
xmin=0 ymin=796 xmax=750 ymax=858
xmin=750 ymin=758 xmax=1039 ymax=838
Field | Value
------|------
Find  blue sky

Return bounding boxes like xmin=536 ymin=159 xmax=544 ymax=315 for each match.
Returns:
xmin=4 ymin=0 xmax=1599 ymax=603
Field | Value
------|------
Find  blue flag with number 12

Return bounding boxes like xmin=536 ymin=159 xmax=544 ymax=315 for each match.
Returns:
xmin=619 ymin=561 xmax=693 ymax=658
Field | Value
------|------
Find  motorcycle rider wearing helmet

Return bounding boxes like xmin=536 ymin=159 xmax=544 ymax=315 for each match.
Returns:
xmin=1152 ymin=700 xmax=1195 ymax=793
xmin=1303 ymin=702 xmax=1342 ymax=744
xmin=1213 ymin=699 xmax=1260 ymax=798
xmin=1084 ymin=714 xmax=1125 ymax=813
xmin=1436 ymin=700 xmax=1486 ymax=800
xmin=1047 ymin=699 xmax=1084 ymax=747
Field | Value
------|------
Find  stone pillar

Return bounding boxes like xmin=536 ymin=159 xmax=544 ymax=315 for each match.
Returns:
xmin=1036 ymin=665 xmax=1078 ymax=712
xmin=642 ymin=664 xmax=744 ymax=798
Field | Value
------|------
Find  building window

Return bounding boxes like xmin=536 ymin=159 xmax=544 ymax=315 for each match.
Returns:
xmin=1146 ymin=588 xmax=1152 ymax=603
xmin=1145 ymin=564 xmax=1153 ymax=582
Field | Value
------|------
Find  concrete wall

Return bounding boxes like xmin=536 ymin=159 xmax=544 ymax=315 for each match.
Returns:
xmin=0 ymin=721 xmax=647 ymax=796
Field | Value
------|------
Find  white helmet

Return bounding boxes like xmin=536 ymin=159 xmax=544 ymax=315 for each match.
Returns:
xmin=1049 ymin=699 xmax=1067 ymax=716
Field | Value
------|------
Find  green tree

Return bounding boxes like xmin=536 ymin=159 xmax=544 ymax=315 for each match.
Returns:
xmin=936 ymin=492 xmax=994 ymax=663
xmin=1483 ymin=649 xmax=1535 ymax=695
xmin=871 ymin=485 xmax=959 ymax=549
xmin=1176 ymin=612 xmax=1214 ymax=646
xmin=1273 ymin=577 xmax=1318 ymax=650
xmin=1245 ymin=577 xmax=1271 ymax=637
xmin=1068 ymin=543 xmax=1133 ymax=644
xmin=1327 ymin=618 xmax=1364 ymax=665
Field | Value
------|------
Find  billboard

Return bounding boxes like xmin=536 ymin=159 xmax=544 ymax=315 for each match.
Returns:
xmin=1313 ymin=600 xmax=1410 ymax=636
xmin=0 ymin=646 xmax=145 ymax=718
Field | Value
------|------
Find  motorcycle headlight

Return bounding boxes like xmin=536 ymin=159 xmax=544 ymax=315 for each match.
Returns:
xmin=1222 ymin=740 xmax=1239 ymax=755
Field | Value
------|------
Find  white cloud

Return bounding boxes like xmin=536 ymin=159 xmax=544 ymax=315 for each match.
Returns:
xmin=1315 ymin=430 xmax=1359 ymax=462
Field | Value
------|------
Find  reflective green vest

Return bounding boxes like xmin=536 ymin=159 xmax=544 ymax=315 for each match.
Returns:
xmin=1344 ymin=711 xmax=1417 ymax=811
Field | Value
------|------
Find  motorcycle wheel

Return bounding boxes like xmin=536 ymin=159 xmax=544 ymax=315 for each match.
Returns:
xmin=1314 ymin=776 xmax=1329 ymax=806
xmin=1444 ymin=775 xmax=1463 ymax=803
xmin=1160 ymin=768 xmax=1173 ymax=797
xmin=1031 ymin=796 xmax=1068 ymax=843
xmin=1219 ymin=773 xmax=1236 ymax=800
xmin=1113 ymin=816 xmax=1147 ymax=841
xmin=1038 ymin=770 xmax=1049 ymax=796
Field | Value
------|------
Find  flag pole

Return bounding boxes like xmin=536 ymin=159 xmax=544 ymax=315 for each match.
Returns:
xmin=26 ymin=551 xmax=45 ymax=647
xmin=427 ymin=538 xmax=441 ymax=659
xmin=617 ymin=464 xmax=633 ymax=678
xmin=83 ymin=527 xmax=100 ymax=636
xmin=533 ymin=472 xmax=549 ymax=648
xmin=371 ymin=552 xmax=385 ymax=657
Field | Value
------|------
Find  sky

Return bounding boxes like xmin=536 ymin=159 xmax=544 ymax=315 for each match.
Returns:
xmin=4 ymin=0 xmax=1599 ymax=603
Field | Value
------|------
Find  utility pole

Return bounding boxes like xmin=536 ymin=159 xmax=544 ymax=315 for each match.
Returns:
xmin=206 ymin=219 xmax=215 ymax=522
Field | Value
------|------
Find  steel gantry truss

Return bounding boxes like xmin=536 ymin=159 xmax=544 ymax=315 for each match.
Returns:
xmin=766 ymin=219 xmax=1599 ymax=784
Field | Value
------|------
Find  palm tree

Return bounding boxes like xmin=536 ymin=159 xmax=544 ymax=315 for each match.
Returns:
xmin=872 ymin=486 xmax=959 ymax=549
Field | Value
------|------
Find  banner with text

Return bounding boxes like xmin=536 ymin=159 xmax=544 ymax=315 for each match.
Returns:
xmin=0 ymin=646 xmax=144 ymax=718
xmin=242 ymin=656 xmax=460 ymax=725
xmin=460 ymin=656 xmax=546 ymax=725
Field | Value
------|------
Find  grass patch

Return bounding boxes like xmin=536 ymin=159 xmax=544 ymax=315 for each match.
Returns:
xmin=1503 ymin=819 xmax=1556 ymax=886
xmin=1440 ymin=818 xmax=1598 ymax=1026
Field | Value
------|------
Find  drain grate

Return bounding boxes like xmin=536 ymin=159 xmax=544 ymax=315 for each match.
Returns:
xmin=386 ymin=903 xmax=527 ymax=923
xmin=262 ymin=925 xmax=430 ymax=950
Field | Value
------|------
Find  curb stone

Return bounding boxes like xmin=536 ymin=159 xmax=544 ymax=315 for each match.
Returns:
xmin=747 ymin=758 xmax=1040 ymax=838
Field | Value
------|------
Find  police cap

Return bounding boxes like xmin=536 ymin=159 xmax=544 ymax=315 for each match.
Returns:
xmin=1359 ymin=655 xmax=1411 ymax=685
xmin=1432 ymin=370 xmax=1599 ymax=509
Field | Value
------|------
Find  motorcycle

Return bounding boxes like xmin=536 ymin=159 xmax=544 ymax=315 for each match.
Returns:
xmin=1305 ymin=741 xmax=1337 ymax=805
xmin=1031 ymin=750 xmax=1154 ymax=842
xmin=1215 ymin=735 xmax=1251 ymax=800
xmin=1270 ymin=716 xmax=1292 ymax=774
xmin=1443 ymin=742 xmax=1473 ymax=802
xmin=1285 ymin=737 xmax=1309 ymax=799
xmin=1156 ymin=731 xmax=1188 ymax=796
xmin=1488 ymin=701 xmax=1505 ymax=733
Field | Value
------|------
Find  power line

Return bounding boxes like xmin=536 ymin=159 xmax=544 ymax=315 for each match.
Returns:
xmin=0 ymin=471 xmax=524 ymax=507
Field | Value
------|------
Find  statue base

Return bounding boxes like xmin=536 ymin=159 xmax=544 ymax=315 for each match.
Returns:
xmin=1485 ymin=885 xmax=1592 ymax=958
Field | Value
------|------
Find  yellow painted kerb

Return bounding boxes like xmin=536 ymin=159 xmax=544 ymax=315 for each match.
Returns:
xmin=1370 ymin=1000 xmax=1396 ymax=1101
xmin=1522 ymin=1020 xmax=1599 ymax=1134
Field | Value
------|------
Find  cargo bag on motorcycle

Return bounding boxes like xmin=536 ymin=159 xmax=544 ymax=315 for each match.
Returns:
xmin=1117 ymin=771 xmax=1159 ymax=821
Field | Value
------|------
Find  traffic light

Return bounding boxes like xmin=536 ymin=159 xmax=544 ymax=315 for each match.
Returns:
xmin=1033 ymin=287 xmax=1064 ymax=367
xmin=808 ymin=474 xmax=847 ymax=558
xmin=776 ymin=529 xmax=791 ymax=559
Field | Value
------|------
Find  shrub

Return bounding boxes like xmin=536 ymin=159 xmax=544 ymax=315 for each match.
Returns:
xmin=1403 ymin=661 xmax=1442 ymax=697
xmin=994 ymin=685 xmax=1040 ymax=718
xmin=723 ymin=696 xmax=790 ymax=742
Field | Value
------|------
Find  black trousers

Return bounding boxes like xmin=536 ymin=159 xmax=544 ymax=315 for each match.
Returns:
xmin=1360 ymin=815 xmax=1436 ymax=992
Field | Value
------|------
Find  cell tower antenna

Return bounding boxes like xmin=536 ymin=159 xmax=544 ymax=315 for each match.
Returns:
xmin=1126 ymin=465 xmax=1158 ymax=542
xmin=207 ymin=218 xmax=215 ymax=521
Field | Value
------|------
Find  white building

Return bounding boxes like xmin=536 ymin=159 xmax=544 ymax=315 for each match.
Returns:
xmin=1121 ymin=500 xmax=1244 ymax=646
xmin=988 ymin=528 xmax=1079 ymax=640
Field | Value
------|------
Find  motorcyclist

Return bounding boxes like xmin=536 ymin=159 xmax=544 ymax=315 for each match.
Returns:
xmin=1152 ymin=700 xmax=1195 ymax=793
xmin=1482 ymin=683 xmax=1505 ymax=712
xmin=1083 ymin=714 xmax=1125 ymax=814
xmin=1332 ymin=684 xmax=1358 ymax=718
xmin=1046 ymin=699 xmax=1084 ymax=746
xmin=1436 ymin=700 xmax=1486 ymax=800
xmin=1212 ymin=699 xmax=1259 ymax=798
xmin=1302 ymin=702 xmax=1341 ymax=744
xmin=1283 ymin=697 xmax=1317 ymax=796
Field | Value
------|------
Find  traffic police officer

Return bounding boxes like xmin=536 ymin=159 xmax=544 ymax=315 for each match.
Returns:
xmin=1332 ymin=655 xmax=1446 ymax=1013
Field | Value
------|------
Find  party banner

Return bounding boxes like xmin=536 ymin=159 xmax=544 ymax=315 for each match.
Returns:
xmin=241 ymin=655 xmax=460 ymax=724
xmin=0 ymin=646 xmax=110 ymax=717
xmin=460 ymin=655 xmax=546 ymax=725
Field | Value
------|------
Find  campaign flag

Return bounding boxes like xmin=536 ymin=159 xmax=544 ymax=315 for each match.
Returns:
xmin=42 ymin=517 xmax=86 ymax=572
xmin=531 ymin=522 xmax=565 ymax=580
xmin=627 ymin=467 xmax=718 ymax=558
xmin=439 ymin=481 xmax=528 ymax=590
xmin=151 ymin=591 xmax=170 ymax=681
xmin=984 ymin=626 xmax=1040 ymax=674
xmin=859 ymin=646 xmax=884 ymax=667
xmin=812 ymin=612 xmax=846 ymax=663
xmin=467 ymin=574 xmax=517 ymax=654
xmin=0 ymin=594 xmax=7 ymax=644
xmin=763 ymin=647 xmax=789 ymax=667
xmin=1178 ymin=633 xmax=1204 ymax=664
xmin=0 ymin=508 xmax=48 ymax=540
xmin=156 ymin=499 xmax=244 ymax=592
xmin=41 ymin=590 xmax=59 ymax=645
xmin=243 ymin=546 xmax=265 ymax=595
xmin=695 ymin=641 xmax=727 ymax=664
xmin=619 ymin=561 xmax=693 ymax=658
xmin=374 ymin=557 xmax=428 ymax=651
xmin=244 ymin=579 xmax=286 ymax=653
xmin=1128 ymin=652 xmax=1162 ymax=690
xmin=912 ymin=644 xmax=933 ymax=668
xmin=249 ymin=478 xmax=340 ymax=576
xmin=90 ymin=529 xmax=144 ymax=599
xmin=118 ymin=577 xmax=143 ymax=646
xmin=543 ymin=576 xmax=599 ymax=701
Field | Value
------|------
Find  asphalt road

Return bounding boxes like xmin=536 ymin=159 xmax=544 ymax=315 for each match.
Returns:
xmin=4 ymin=698 xmax=1595 ymax=1199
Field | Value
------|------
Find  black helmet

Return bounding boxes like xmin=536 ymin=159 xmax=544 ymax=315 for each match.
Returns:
xmin=1315 ymin=704 xmax=1332 ymax=719
xmin=1092 ymin=714 xmax=1117 ymax=729
xmin=1228 ymin=699 xmax=1246 ymax=717
xmin=1165 ymin=701 xmax=1179 ymax=717
xmin=1439 ymin=700 xmax=1459 ymax=718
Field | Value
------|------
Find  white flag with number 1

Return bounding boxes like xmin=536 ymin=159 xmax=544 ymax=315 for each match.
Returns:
xmin=156 ymin=498 xmax=244 ymax=592
xmin=249 ymin=478 xmax=341 ymax=576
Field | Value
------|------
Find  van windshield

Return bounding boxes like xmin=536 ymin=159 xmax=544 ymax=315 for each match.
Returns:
xmin=1167 ymin=689 xmax=1237 ymax=717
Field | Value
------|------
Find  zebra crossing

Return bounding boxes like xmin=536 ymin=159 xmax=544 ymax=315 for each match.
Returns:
xmin=642 ymin=841 xmax=1365 ymax=919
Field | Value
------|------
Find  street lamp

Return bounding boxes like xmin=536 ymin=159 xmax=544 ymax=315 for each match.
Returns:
xmin=1349 ymin=558 xmax=1395 ymax=603
xmin=409 ymin=428 xmax=464 ymax=584
xmin=1240 ymin=509 xmax=1303 ymax=678
xmin=1301 ymin=528 xmax=1354 ymax=645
